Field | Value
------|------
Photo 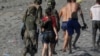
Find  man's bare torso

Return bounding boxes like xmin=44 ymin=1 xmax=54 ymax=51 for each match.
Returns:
xmin=60 ymin=2 xmax=79 ymax=22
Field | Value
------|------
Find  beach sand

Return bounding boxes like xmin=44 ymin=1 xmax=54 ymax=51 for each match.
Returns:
xmin=0 ymin=0 xmax=100 ymax=56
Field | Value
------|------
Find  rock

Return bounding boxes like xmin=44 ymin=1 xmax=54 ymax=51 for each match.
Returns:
xmin=0 ymin=6 xmax=5 ymax=10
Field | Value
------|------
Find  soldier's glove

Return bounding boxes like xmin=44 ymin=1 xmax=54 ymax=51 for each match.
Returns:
xmin=81 ymin=23 xmax=88 ymax=30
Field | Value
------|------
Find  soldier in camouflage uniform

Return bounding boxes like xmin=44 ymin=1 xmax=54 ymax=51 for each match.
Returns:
xmin=21 ymin=1 xmax=43 ymax=55
xmin=22 ymin=6 xmax=38 ymax=56
xmin=21 ymin=0 xmax=42 ymax=40
xmin=22 ymin=0 xmax=43 ymax=56
xmin=28 ymin=0 xmax=43 ymax=49
xmin=47 ymin=0 xmax=60 ymax=54
xmin=29 ymin=0 xmax=43 ymax=23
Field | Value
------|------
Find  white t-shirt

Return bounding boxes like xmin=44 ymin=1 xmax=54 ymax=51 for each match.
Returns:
xmin=90 ymin=4 xmax=100 ymax=21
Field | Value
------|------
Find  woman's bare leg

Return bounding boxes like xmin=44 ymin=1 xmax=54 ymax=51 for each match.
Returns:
xmin=42 ymin=43 xmax=48 ymax=56
xmin=49 ymin=43 xmax=53 ymax=56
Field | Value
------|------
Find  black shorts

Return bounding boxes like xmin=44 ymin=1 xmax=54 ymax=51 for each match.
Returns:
xmin=42 ymin=31 xmax=56 ymax=44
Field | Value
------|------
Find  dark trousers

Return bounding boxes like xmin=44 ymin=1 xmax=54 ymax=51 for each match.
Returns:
xmin=23 ymin=30 xmax=39 ymax=56
xmin=92 ymin=20 xmax=100 ymax=47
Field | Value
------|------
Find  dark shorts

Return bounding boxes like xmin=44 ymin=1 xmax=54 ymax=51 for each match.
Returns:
xmin=61 ymin=21 xmax=68 ymax=31
xmin=42 ymin=31 xmax=56 ymax=44
xmin=67 ymin=18 xmax=81 ymax=36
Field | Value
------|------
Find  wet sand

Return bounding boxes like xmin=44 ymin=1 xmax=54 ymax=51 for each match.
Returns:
xmin=0 ymin=0 xmax=100 ymax=56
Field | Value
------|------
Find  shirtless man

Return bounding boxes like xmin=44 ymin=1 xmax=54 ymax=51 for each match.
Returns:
xmin=59 ymin=0 xmax=87 ymax=53
xmin=59 ymin=1 xmax=70 ymax=52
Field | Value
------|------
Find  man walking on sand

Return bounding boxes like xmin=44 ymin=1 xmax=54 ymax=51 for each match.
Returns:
xmin=59 ymin=2 xmax=70 ymax=52
xmin=21 ymin=0 xmax=43 ymax=51
xmin=90 ymin=0 xmax=100 ymax=49
xmin=22 ymin=6 xmax=38 ymax=56
xmin=59 ymin=0 xmax=87 ymax=53
xmin=21 ymin=0 xmax=43 ymax=40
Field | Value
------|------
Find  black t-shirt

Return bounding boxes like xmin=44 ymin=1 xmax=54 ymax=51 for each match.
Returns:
xmin=43 ymin=20 xmax=53 ymax=31
xmin=41 ymin=16 xmax=55 ymax=31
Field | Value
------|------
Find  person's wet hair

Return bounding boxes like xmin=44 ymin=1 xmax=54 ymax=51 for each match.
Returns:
xmin=45 ymin=7 xmax=52 ymax=16
xmin=96 ymin=0 xmax=100 ymax=4
xmin=67 ymin=0 xmax=76 ymax=2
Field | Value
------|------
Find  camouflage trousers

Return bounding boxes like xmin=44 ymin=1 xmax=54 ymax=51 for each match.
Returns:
xmin=23 ymin=30 xmax=38 ymax=56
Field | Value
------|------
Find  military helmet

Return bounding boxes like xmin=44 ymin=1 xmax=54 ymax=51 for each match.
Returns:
xmin=47 ymin=0 xmax=56 ymax=6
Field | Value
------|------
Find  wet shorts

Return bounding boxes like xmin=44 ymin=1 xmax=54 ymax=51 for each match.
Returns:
xmin=67 ymin=18 xmax=81 ymax=36
xmin=42 ymin=31 xmax=56 ymax=44
xmin=61 ymin=21 xmax=68 ymax=31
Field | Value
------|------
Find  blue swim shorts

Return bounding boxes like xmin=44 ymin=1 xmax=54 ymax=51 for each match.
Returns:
xmin=67 ymin=18 xmax=81 ymax=36
xmin=61 ymin=21 xmax=68 ymax=31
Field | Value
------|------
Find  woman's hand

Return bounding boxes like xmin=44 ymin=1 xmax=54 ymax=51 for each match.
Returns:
xmin=55 ymin=35 xmax=59 ymax=41
xmin=41 ymin=28 xmax=44 ymax=32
